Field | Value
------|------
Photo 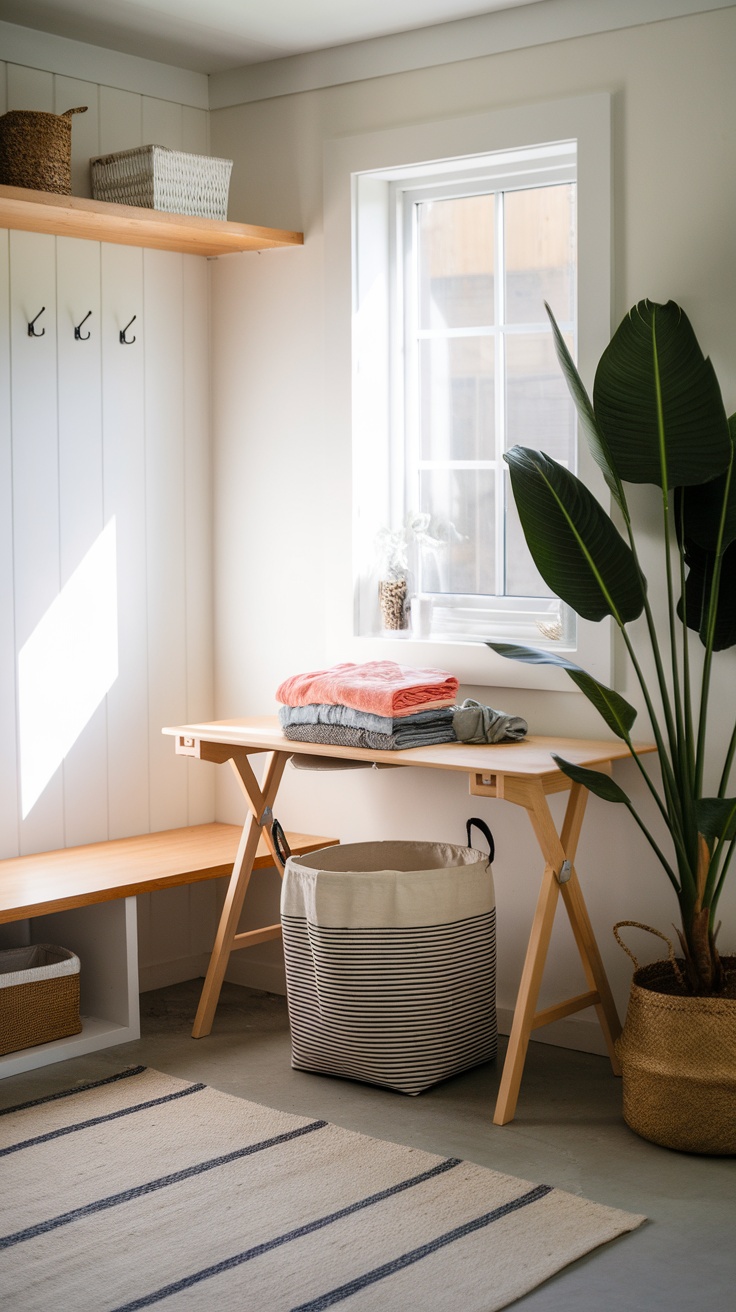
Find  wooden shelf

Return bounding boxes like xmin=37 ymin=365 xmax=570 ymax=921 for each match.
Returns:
xmin=0 ymin=183 xmax=303 ymax=256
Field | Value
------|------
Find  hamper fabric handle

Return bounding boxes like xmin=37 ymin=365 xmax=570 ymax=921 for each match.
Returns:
xmin=613 ymin=919 xmax=685 ymax=989
xmin=62 ymin=107 xmax=88 ymax=118
xmin=466 ymin=817 xmax=495 ymax=863
xmin=271 ymin=818 xmax=292 ymax=869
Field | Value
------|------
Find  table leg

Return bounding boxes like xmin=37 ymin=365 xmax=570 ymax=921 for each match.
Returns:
xmin=492 ymin=779 xmax=621 ymax=1125
xmin=493 ymin=858 xmax=563 ymax=1125
xmin=192 ymin=749 xmax=288 ymax=1038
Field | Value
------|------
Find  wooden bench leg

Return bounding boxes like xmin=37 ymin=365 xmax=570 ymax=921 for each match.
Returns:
xmin=192 ymin=749 xmax=288 ymax=1038
xmin=493 ymin=779 xmax=621 ymax=1125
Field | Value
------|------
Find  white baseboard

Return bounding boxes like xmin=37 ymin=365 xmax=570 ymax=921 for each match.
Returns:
xmin=224 ymin=955 xmax=287 ymax=996
xmin=139 ymin=960 xmax=609 ymax=1057
xmin=138 ymin=953 xmax=210 ymax=994
xmin=496 ymin=1006 xmax=608 ymax=1057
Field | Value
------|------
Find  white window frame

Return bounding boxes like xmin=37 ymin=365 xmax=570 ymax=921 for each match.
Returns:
xmin=388 ymin=146 xmax=578 ymax=646
xmin=323 ymin=94 xmax=612 ymax=691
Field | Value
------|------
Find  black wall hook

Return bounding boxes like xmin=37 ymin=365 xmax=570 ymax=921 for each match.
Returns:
xmin=74 ymin=310 xmax=92 ymax=341
xmin=119 ymin=315 xmax=137 ymax=345
xmin=28 ymin=307 xmax=46 ymax=338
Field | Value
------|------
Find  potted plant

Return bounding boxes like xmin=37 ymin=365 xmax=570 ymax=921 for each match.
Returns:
xmin=491 ymin=298 xmax=736 ymax=1153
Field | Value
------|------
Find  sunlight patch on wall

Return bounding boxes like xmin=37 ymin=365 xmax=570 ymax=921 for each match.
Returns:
xmin=18 ymin=518 xmax=119 ymax=819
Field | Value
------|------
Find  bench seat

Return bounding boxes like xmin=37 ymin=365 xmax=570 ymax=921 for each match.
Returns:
xmin=0 ymin=823 xmax=337 ymax=924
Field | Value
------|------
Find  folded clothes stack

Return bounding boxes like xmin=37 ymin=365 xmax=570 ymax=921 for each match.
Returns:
xmin=276 ymin=660 xmax=460 ymax=750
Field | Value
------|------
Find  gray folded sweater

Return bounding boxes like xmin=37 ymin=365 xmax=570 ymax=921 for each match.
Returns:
xmin=452 ymin=698 xmax=528 ymax=744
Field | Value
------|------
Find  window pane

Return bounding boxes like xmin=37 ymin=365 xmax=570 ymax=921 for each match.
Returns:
xmin=418 ymin=469 xmax=495 ymax=595
xmin=504 ymin=472 xmax=554 ymax=598
xmin=504 ymin=184 xmax=575 ymax=325
xmin=505 ymin=331 xmax=575 ymax=463
xmin=419 ymin=337 xmax=494 ymax=462
xmin=418 ymin=196 xmax=494 ymax=330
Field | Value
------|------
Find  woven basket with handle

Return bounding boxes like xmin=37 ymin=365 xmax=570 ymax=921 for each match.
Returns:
xmin=614 ymin=921 xmax=736 ymax=1155
xmin=0 ymin=106 xmax=87 ymax=194
xmin=0 ymin=944 xmax=81 ymax=1056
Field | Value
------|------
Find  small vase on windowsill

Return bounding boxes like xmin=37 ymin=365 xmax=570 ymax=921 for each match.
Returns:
xmin=378 ymin=577 xmax=409 ymax=633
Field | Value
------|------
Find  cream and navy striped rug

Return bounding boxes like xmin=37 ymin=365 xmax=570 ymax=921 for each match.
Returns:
xmin=0 ymin=1065 xmax=644 ymax=1311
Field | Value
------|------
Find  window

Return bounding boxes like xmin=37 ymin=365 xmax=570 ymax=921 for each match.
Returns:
xmin=388 ymin=145 xmax=577 ymax=645
xmin=325 ymin=94 xmax=612 ymax=688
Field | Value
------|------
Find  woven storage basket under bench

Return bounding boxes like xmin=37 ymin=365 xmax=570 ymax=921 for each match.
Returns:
xmin=0 ymin=944 xmax=82 ymax=1056
xmin=91 ymin=145 xmax=233 ymax=219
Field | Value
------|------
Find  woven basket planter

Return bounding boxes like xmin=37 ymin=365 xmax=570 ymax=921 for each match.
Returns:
xmin=91 ymin=145 xmax=233 ymax=219
xmin=614 ymin=924 xmax=736 ymax=1155
xmin=0 ymin=107 xmax=87 ymax=194
xmin=0 ymin=944 xmax=82 ymax=1056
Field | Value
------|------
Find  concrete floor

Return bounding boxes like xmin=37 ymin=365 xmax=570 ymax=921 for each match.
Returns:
xmin=1 ymin=979 xmax=734 ymax=1311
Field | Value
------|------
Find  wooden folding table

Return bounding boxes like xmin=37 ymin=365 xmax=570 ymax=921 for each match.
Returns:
xmin=163 ymin=716 xmax=655 ymax=1124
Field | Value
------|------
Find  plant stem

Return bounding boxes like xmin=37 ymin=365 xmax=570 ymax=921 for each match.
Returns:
xmin=712 ymin=836 xmax=736 ymax=914
xmin=695 ymin=454 xmax=733 ymax=795
xmin=619 ymin=625 xmax=689 ymax=865
xmin=622 ymin=726 xmax=681 ymax=838
xmin=613 ymin=430 xmax=683 ymax=837
xmin=651 ymin=315 xmax=690 ymax=821
xmin=622 ymin=797 xmax=680 ymax=891
xmin=676 ymin=489 xmax=696 ymax=788
xmin=718 ymin=719 xmax=736 ymax=797
xmin=621 ymin=517 xmax=681 ymax=784
xmin=703 ymin=796 xmax=736 ymax=907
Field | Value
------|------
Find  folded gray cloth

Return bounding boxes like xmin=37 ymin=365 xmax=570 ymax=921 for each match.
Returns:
xmin=279 ymin=702 xmax=454 ymax=736
xmin=283 ymin=721 xmax=457 ymax=752
xmin=452 ymin=699 xmax=528 ymax=744
xmin=288 ymin=754 xmax=374 ymax=771
xmin=289 ymin=754 xmax=399 ymax=771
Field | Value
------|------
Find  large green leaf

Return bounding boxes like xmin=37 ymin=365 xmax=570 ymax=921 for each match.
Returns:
xmin=695 ymin=797 xmax=736 ymax=845
xmin=545 ymin=303 xmax=626 ymax=516
xmin=505 ymin=447 xmax=646 ymax=624
xmin=489 ymin=643 xmax=637 ymax=740
xmin=551 ymin=755 xmax=632 ymax=804
xmin=593 ymin=300 xmax=730 ymax=488
xmin=679 ymin=414 xmax=736 ymax=552
xmin=678 ymin=533 xmax=736 ymax=650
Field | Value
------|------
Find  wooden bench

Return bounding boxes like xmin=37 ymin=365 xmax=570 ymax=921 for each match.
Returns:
xmin=0 ymin=823 xmax=337 ymax=1077
xmin=0 ymin=823 xmax=337 ymax=924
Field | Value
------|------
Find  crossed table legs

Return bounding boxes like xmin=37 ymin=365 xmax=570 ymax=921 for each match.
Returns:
xmin=188 ymin=743 xmax=622 ymax=1125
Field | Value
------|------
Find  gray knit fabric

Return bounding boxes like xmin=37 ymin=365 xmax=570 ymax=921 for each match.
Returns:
xmin=278 ymin=703 xmax=454 ymax=735
xmin=283 ymin=721 xmax=456 ymax=751
xmin=452 ymin=699 xmax=528 ymax=744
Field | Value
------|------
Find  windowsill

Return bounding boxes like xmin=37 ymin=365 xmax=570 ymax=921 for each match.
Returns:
xmin=346 ymin=632 xmax=576 ymax=692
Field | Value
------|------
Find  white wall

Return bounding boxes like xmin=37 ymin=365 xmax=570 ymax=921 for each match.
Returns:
xmin=0 ymin=55 xmax=217 ymax=986
xmin=209 ymin=6 xmax=736 ymax=1048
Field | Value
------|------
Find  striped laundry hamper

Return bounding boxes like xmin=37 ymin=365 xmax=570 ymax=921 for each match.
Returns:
xmin=279 ymin=819 xmax=496 ymax=1095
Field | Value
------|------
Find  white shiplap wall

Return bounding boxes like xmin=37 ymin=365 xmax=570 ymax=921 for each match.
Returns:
xmin=0 ymin=61 xmax=217 ymax=984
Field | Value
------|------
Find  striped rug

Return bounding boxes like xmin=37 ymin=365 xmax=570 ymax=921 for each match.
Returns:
xmin=0 ymin=1065 xmax=644 ymax=1311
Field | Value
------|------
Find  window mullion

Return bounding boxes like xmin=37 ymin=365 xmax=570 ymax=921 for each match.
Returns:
xmin=401 ymin=192 xmax=419 ymax=534
xmin=494 ymin=190 xmax=506 ymax=599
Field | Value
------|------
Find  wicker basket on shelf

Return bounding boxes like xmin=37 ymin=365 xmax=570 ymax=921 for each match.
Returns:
xmin=0 ymin=107 xmax=87 ymax=194
xmin=91 ymin=145 xmax=233 ymax=219
xmin=0 ymin=944 xmax=82 ymax=1056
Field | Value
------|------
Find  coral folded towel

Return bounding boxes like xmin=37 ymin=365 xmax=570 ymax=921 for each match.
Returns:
xmin=276 ymin=661 xmax=459 ymax=716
